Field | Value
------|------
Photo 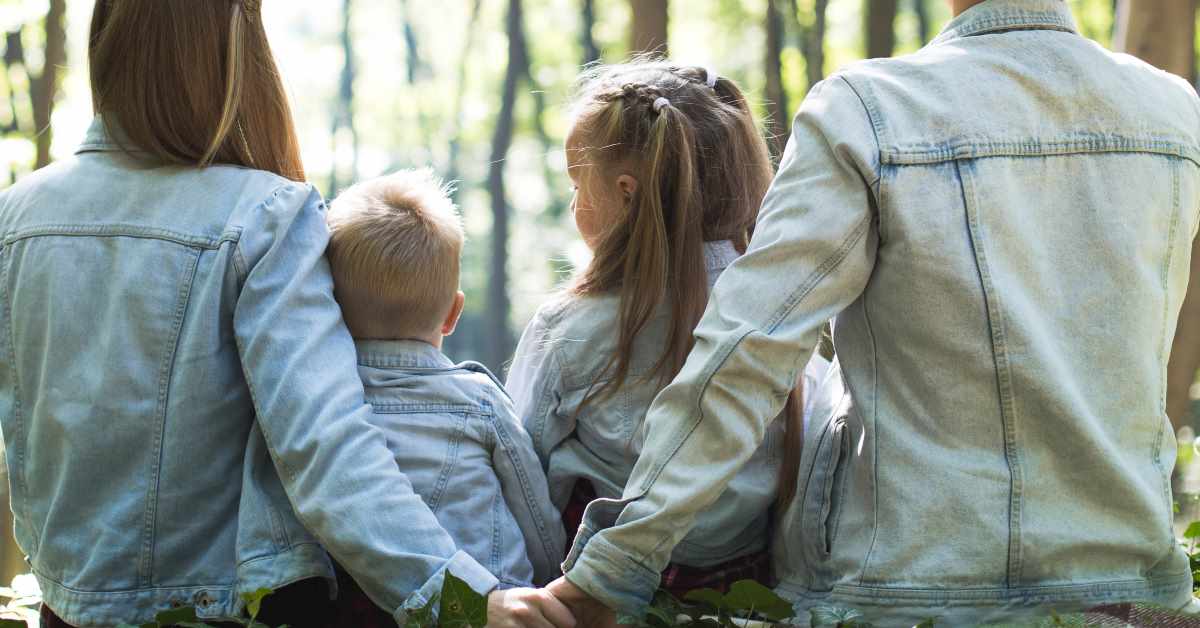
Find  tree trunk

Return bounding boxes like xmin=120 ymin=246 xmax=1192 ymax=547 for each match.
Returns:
xmin=26 ymin=0 xmax=65 ymax=170
xmin=630 ymin=0 xmax=668 ymax=56
xmin=865 ymin=0 xmax=897 ymax=59
xmin=445 ymin=0 xmax=484 ymax=200
xmin=329 ymin=0 xmax=358 ymax=195
xmin=913 ymin=0 xmax=932 ymax=45
xmin=582 ymin=0 xmax=601 ymax=65
xmin=1116 ymin=0 xmax=1200 ymax=431
xmin=398 ymin=0 xmax=422 ymax=84
xmin=765 ymin=0 xmax=789 ymax=159
xmin=791 ymin=0 xmax=829 ymax=90
xmin=486 ymin=0 xmax=529 ymax=370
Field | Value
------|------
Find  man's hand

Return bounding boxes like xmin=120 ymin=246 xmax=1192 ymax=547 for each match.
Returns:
xmin=485 ymin=587 xmax=577 ymax=628
xmin=546 ymin=576 xmax=623 ymax=628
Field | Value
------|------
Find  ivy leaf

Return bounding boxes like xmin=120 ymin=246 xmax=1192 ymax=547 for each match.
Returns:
xmin=642 ymin=604 xmax=679 ymax=627
xmin=438 ymin=572 xmax=487 ymax=627
xmin=155 ymin=606 xmax=201 ymax=624
xmin=810 ymin=605 xmax=865 ymax=627
xmin=240 ymin=587 xmax=275 ymax=620
xmin=914 ymin=619 xmax=936 ymax=628
xmin=0 ymin=620 xmax=24 ymax=628
xmin=682 ymin=588 xmax=725 ymax=612
xmin=722 ymin=580 xmax=793 ymax=620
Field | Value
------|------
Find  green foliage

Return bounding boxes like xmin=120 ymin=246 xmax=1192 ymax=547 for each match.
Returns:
xmin=629 ymin=579 xmax=795 ymax=627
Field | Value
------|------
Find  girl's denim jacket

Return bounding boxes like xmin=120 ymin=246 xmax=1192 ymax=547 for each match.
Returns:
xmin=560 ymin=1 xmax=1200 ymax=624
xmin=507 ymin=241 xmax=831 ymax=567
xmin=0 ymin=119 xmax=498 ymax=626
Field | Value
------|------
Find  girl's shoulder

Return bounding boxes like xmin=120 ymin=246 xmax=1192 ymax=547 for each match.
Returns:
xmin=527 ymin=289 xmax=623 ymax=345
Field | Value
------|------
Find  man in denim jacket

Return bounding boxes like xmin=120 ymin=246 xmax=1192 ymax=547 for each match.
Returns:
xmin=549 ymin=0 xmax=1200 ymax=625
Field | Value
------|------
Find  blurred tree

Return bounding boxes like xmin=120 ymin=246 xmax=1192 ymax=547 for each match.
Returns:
xmin=486 ymin=0 xmax=530 ymax=370
xmin=445 ymin=0 xmax=484 ymax=200
xmin=913 ymin=0 xmax=933 ymax=45
xmin=1115 ymin=0 xmax=1200 ymax=431
xmin=3 ymin=0 xmax=66 ymax=170
xmin=631 ymin=0 xmax=669 ymax=56
xmin=865 ymin=0 xmax=898 ymax=58
xmin=582 ymin=0 xmax=601 ymax=64
xmin=765 ymin=0 xmax=789 ymax=158
xmin=330 ymin=0 xmax=359 ymax=195
xmin=790 ymin=0 xmax=830 ymax=90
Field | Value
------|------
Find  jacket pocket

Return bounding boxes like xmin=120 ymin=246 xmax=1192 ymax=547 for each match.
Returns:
xmin=800 ymin=412 xmax=850 ymax=565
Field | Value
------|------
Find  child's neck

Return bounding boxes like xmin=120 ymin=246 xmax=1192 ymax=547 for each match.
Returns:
xmin=352 ymin=331 xmax=444 ymax=349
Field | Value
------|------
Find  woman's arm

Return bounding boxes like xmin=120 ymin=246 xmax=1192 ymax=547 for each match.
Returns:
xmin=556 ymin=76 xmax=883 ymax=617
xmin=232 ymin=183 xmax=571 ymax=626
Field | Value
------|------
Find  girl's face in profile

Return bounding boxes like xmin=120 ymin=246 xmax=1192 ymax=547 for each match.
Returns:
xmin=565 ymin=124 xmax=636 ymax=251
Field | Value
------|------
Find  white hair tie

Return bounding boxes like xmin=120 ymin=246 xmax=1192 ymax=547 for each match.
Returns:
xmin=705 ymin=67 xmax=718 ymax=89
xmin=653 ymin=97 xmax=671 ymax=113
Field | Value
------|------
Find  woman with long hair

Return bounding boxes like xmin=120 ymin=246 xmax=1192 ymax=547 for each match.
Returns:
xmin=0 ymin=2 xmax=572 ymax=626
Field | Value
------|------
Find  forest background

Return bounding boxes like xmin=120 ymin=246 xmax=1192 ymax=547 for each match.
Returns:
xmin=1 ymin=0 xmax=1198 ymax=428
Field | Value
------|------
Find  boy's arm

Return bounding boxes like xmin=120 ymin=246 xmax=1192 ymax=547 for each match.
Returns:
xmin=491 ymin=387 xmax=568 ymax=586
xmin=232 ymin=183 xmax=499 ymax=620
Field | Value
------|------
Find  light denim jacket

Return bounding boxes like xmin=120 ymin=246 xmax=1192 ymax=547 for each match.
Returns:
xmin=0 ymin=119 xmax=498 ymax=626
xmin=354 ymin=339 xmax=565 ymax=587
xmin=562 ymin=1 xmax=1200 ymax=624
xmin=508 ymin=241 xmax=832 ymax=567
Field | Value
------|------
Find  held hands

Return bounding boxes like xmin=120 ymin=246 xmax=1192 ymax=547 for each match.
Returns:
xmin=546 ymin=577 xmax=623 ymax=628
xmin=485 ymin=587 xmax=576 ymax=628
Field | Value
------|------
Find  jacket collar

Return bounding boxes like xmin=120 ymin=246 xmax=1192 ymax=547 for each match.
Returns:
xmin=931 ymin=0 xmax=1077 ymax=46
xmin=76 ymin=116 xmax=138 ymax=155
xmin=355 ymin=339 xmax=454 ymax=370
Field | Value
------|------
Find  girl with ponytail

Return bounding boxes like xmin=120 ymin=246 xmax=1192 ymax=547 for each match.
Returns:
xmin=507 ymin=60 xmax=833 ymax=596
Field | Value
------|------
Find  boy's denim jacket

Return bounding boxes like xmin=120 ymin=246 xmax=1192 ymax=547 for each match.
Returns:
xmin=561 ymin=1 xmax=1200 ymax=624
xmin=0 ymin=119 xmax=498 ymax=626
xmin=508 ymin=241 xmax=831 ymax=567
xmin=354 ymin=339 xmax=565 ymax=587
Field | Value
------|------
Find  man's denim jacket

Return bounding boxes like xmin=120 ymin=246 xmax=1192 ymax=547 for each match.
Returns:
xmin=354 ymin=339 xmax=565 ymax=587
xmin=561 ymin=1 xmax=1200 ymax=624
xmin=0 ymin=119 xmax=499 ymax=626
xmin=508 ymin=241 xmax=832 ymax=567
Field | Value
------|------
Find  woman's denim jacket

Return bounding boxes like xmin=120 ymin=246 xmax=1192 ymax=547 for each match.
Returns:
xmin=0 ymin=119 xmax=498 ymax=626
xmin=561 ymin=1 xmax=1200 ymax=624
xmin=508 ymin=241 xmax=831 ymax=567
xmin=354 ymin=339 xmax=565 ymax=587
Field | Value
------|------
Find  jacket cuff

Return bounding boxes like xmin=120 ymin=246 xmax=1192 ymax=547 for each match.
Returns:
xmin=561 ymin=497 xmax=661 ymax=617
xmin=395 ymin=551 xmax=499 ymax=623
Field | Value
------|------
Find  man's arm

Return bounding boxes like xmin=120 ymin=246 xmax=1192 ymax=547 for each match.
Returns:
xmin=558 ymin=76 xmax=882 ymax=617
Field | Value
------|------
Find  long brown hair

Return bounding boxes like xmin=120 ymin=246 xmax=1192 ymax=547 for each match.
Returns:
xmin=569 ymin=60 xmax=805 ymax=509
xmin=88 ymin=0 xmax=305 ymax=181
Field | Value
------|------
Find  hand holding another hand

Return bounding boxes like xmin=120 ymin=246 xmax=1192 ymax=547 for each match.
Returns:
xmin=546 ymin=576 xmax=623 ymax=628
xmin=486 ymin=587 xmax=576 ymax=628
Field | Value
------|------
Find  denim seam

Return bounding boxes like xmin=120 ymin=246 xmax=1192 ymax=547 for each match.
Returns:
xmin=798 ymin=412 xmax=837 ymax=573
xmin=490 ymin=493 xmax=502 ymax=578
xmin=1155 ymin=161 xmax=1183 ymax=552
xmin=492 ymin=417 xmax=554 ymax=558
xmin=139 ymin=246 xmax=202 ymax=587
xmin=957 ymin=160 xmax=1024 ymax=588
xmin=3 ymin=224 xmax=240 ymax=250
xmin=932 ymin=12 xmax=1076 ymax=46
xmin=836 ymin=76 xmax=885 ymax=189
xmin=882 ymin=139 xmax=1200 ymax=167
xmin=0 ymin=246 xmax=35 ymax=556
xmin=766 ymin=214 xmax=871 ymax=335
xmin=827 ymin=422 xmax=851 ymax=561
xmin=427 ymin=415 xmax=464 ymax=513
xmin=858 ymin=296 xmax=882 ymax=586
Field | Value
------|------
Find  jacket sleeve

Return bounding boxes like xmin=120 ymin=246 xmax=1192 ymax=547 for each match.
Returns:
xmin=232 ymin=182 xmax=498 ymax=621
xmin=560 ymin=76 xmax=882 ymax=616
xmin=490 ymin=388 xmax=568 ymax=586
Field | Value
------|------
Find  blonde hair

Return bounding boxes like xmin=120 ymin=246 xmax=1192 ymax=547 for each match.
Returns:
xmin=89 ymin=0 xmax=304 ymax=181
xmin=569 ymin=60 xmax=805 ymax=510
xmin=326 ymin=170 xmax=464 ymax=340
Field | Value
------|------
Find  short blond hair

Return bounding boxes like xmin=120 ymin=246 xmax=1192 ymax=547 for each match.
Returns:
xmin=326 ymin=169 xmax=464 ymax=339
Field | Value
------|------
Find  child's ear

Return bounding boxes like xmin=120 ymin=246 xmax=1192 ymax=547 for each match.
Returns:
xmin=616 ymin=174 xmax=639 ymax=202
xmin=441 ymin=291 xmax=466 ymax=337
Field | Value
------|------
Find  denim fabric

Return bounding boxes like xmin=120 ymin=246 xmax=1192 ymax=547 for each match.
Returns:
xmin=508 ymin=241 xmax=832 ymax=567
xmin=560 ymin=1 xmax=1200 ymax=623
xmin=0 ymin=118 xmax=498 ymax=626
xmin=354 ymin=339 xmax=565 ymax=587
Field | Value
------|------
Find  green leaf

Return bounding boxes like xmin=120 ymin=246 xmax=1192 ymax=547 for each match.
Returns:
xmin=642 ymin=604 xmax=678 ymax=627
xmin=0 ymin=620 xmax=24 ymax=628
xmin=438 ymin=572 xmax=487 ymax=627
xmin=240 ymin=587 xmax=274 ymax=621
xmin=1185 ymin=521 xmax=1200 ymax=540
xmin=811 ymin=605 xmax=865 ymax=627
xmin=722 ymin=580 xmax=793 ymax=620
xmin=155 ymin=606 xmax=201 ymax=624
xmin=914 ymin=619 xmax=936 ymax=628
xmin=682 ymin=587 xmax=725 ymax=612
